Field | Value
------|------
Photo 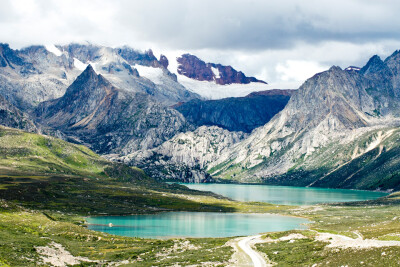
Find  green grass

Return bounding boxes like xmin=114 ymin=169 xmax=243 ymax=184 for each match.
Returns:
xmin=256 ymin=235 xmax=400 ymax=267
xmin=0 ymin=126 xmax=107 ymax=177
xmin=253 ymin=194 xmax=400 ymax=266
xmin=0 ymin=201 xmax=233 ymax=266
xmin=256 ymin=237 xmax=327 ymax=266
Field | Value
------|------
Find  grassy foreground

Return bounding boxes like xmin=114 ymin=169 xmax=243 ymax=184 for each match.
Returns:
xmin=2 ymin=193 xmax=400 ymax=266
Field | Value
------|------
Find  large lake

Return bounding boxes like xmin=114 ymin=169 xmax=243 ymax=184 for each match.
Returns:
xmin=181 ymin=183 xmax=388 ymax=205
xmin=86 ymin=212 xmax=308 ymax=238
xmin=87 ymin=184 xmax=387 ymax=238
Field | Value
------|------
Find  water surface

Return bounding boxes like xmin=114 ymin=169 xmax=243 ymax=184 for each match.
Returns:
xmin=181 ymin=183 xmax=388 ymax=205
xmin=87 ymin=212 xmax=308 ymax=238
xmin=87 ymin=184 xmax=386 ymax=238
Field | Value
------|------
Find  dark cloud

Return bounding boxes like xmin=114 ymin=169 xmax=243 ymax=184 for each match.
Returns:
xmin=115 ymin=0 xmax=400 ymax=50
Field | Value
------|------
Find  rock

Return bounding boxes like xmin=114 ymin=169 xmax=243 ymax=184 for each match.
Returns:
xmin=175 ymin=89 xmax=293 ymax=132
xmin=120 ymin=126 xmax=247 ymax=182
xmin=177 ymin=53 xmax=267 ymax=85
xmin=159 ymin=54 xmax=169 ymax=68
xmin=0 ymin=94 xmax=38 ymax=133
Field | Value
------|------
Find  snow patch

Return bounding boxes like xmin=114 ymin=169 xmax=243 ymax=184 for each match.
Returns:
xmin=45 ymin=44 xmax=63 ymax=57
xmin=135 ymin=65 xmax=164 ymax=85
xmin=345 ymin=66 xmax=361 ymax=71
xmin=211 ymin=66 xmax=220 ymax=79
xmin=74 ymin=58 xmax=87 ymax=71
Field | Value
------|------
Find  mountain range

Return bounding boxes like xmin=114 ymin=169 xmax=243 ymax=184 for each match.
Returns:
xmin=122 ymin=50 xmax=400 ymax=191
xmin=1 ymin=42 xmax=400 ymax=191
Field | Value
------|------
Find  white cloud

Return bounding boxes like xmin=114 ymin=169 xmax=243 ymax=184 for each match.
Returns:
xmin=1 ymin=0 xmax=400 ymax=89
xmin=276 ymin=60 xmax=327 ymax=83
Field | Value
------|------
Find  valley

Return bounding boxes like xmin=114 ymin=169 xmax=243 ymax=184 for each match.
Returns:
xmin=0 ymin=41 xmax=400 ymax=266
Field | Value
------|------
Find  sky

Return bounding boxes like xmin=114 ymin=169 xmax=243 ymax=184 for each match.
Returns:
xmin=1 ymin=0 xmax=400 ymax=89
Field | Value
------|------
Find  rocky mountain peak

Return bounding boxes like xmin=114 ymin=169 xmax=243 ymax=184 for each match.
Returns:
xmin=284 ymin=65 xmax=373 ymax=132
xmin=35 ymin=64 xmax=118 ymax=129
xmin=117 ymin=46 xmax=159 ymax=67
xmin=159 ymin=54 xmax=169 ymax=68
xmin=384 ymin=50 xmax=400 ymax=73
xmin=0 ymin=43 xmax=25 ymax=68
xmin=177 ymin=53 xmax=267 ymax=85
xmin=67 ymin=64 xmax=109 ymax=93
xmin=386 ymin=50 xmax=400 ymax=61
xmin=360 ymin=55 xmax=386 ymax=75
xmin=328 ymin=65 xmax=342 ymax=72
xmin=82 ymin=63 xmax=96 ymax=75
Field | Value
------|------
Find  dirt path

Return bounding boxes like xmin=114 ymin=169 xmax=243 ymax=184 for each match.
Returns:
xmin=228 ymin=235 xmax=271 ymax=267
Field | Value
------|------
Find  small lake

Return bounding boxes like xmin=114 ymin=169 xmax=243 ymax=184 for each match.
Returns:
xmin=86 ymin=212 xmax=308 ymax=238
xmin=181 ymin=183 xmax=388 ymax=205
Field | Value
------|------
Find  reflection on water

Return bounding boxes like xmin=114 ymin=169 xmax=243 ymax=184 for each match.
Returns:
xmin=86 ymin=212 xmax=309 ymax=238
xmin=181 ymin=183 xmax=388 ymax=205
xmin=87 ymin=185 xmax=386 ymax=238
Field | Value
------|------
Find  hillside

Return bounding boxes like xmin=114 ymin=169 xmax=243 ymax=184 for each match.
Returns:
xmin=0 ymin=126 xmax=281 ymax=215
xmin=208 ymin=60 xmax=400 ymax=190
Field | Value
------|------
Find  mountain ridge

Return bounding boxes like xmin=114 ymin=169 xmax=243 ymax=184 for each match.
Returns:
xmin=126 ymin=51 xmax=400 ymax=190
xmin=177 ymin=53 xmax=267 ymax=85
xmin=205 ymin=54 xmax=400 ymax=189
xmin=35 ymin=65 xmax=192 ymax=154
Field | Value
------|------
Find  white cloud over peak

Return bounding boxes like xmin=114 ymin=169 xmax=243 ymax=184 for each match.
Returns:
xmin=1 ymin=0 xmax=400 ymax=89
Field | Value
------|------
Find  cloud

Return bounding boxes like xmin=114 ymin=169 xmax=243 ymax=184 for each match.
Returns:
xmin=1 ymin=0 xmax=400 ymax=89
xmin=113 ymin=0 xmax=400 ymax=50
xmin=276 ymin=60 xmax=327 ymax=83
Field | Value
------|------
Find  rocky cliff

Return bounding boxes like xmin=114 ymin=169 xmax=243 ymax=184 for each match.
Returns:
xmin=175 ymin=89 xmax=293 ymax=132
xmin=0 ymin=95 xmax=38 ymax=133
xmin=118 ymin=126 xmax=247 ymax=182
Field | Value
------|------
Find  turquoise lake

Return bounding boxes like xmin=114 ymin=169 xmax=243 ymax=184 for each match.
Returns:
xmin=87 ymin=184 xmax=387 ymax=238
xmin=181 ymin=183 xmax=388 ymax=205
xmin=86 ymin=212 xmax=309 ymax=238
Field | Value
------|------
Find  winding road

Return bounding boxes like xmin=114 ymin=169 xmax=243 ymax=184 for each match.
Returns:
xmin=229 ymin=235 xmax=270 ymax=267
xmin=238 ymin=235 xmax=268 ymax=267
